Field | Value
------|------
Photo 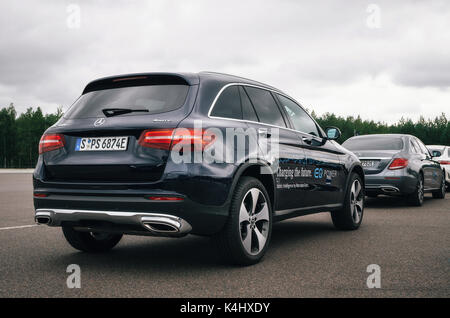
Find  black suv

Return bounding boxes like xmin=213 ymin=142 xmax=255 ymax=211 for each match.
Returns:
xmin=34 ymin=72 xmax=364 ymax=265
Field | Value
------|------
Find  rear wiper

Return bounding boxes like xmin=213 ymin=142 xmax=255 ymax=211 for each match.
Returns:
xmin=102 ymin=108 xmax=149 ymax=117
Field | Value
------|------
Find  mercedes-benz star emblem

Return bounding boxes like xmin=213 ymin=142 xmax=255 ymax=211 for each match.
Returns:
xmin=94 ymin=118 xmax=106 ymax=127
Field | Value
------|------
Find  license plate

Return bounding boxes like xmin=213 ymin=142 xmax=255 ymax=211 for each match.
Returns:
xmin=75 ymin=137 xmax=128 ymax=151
xmin=361 ymin=160 xmax=377 ymax=168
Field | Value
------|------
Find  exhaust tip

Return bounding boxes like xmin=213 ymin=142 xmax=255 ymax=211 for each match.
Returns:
xmin=142 ymin=222 xmax=179 ymax=233
xmin=381 ymin=187 xmax=399 ymax=193
xmin=35 ymin=215 xmax=52 ymax=225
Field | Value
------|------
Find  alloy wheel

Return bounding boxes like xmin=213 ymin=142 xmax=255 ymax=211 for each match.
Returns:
xmin=418 ymin=178 xmax=424 ymax=204
xmin=239 ymin=188 xmax=270 ymax=255
xmin=350 ymin=179 xmax=364 ymax=224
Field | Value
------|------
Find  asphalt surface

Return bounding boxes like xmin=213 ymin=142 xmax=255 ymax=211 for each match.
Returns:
xmin=0 ymin=173 xmax=448 ymax=297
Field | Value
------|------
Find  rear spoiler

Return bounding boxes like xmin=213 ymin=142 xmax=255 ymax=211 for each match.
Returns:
xmin=82 ymin=73 xmax=199 ymax=94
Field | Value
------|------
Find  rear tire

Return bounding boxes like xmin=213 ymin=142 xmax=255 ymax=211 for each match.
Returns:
xmin=407 ymin=173 xmax=424 ymax=206
xmin=215 ymin=177 xmax=272 ymax=266
xmin=432 ymin=172 xmax=446 ymax=199
xmin=62 ymin=226 xmax=122 ymax=252
xmin=331 ymin=173 xmax=364 ymax=230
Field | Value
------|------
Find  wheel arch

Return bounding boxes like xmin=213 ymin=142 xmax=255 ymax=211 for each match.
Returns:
xmin=229 ymin=161 xmax=276 ymax=211
xmin=343 ymin=163 xmax=365 ymax=198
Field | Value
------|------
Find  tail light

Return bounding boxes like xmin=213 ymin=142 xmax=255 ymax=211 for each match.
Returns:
xmin=388 ymin=158 xmax=409 ymax=170
xmin=438 ymin=160 xmax=450 ymax=165
xmin=39 ymin=134 xmax=65 ymax=154
xmin=138 ymin=128 xmax=215 ymax=151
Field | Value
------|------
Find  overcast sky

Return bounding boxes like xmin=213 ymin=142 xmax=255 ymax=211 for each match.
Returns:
xmin=0 ymin=0 xmax=449 ymax=123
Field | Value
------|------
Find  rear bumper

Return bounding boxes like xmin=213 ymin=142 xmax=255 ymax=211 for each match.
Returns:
xmin=33 ymin=187 xmax=229 ymax=236
xmin=32 ymin=163 xmax=234 ymax=236
xmin=35 ymin=209 xmax=192 ymax=237
xmin=364 ymin=173 xmax=417 ymax=195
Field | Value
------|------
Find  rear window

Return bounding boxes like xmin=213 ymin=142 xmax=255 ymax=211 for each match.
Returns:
xmin=343 ymin=136 xmax=404 ymax=151
xmin=64 ymin=85 xmax=189 ymax=119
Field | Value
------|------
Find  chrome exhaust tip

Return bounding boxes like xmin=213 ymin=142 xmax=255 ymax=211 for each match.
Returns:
xmin=35 ymin=215 xmax=52 ymax=225
xmin=381 ymin=186 xmax=399 ymax=193
xmin=141 ymin=216 xmax=181 ymax=233
xmin=142 ymin=222 xmax=179 ymax=233
xmin=140 ymin=215 xmax=190 ymax=235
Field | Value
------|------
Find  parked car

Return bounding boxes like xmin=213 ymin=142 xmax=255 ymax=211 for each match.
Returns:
xmin=426 ymin=145 xmax=450 ymax=189
xmin=33 ymin=72 xmax=364 ymax=265
xmin=342 ymin=134 xmax=446 ymax=205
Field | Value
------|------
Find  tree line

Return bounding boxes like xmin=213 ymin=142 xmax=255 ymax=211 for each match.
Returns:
xmin=311 ymin=111 xmax=449 ymax=146
xmin=0 ymin=104 xmax=448 ymax=168
xmin=0 ymin=104 xmax=62 ymax=168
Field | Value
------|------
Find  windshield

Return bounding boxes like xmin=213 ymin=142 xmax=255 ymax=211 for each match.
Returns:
xmin=343 ymin=136 xmax=404 ymax=151
xmin=64 ymin=85 xmax=189 ymax=119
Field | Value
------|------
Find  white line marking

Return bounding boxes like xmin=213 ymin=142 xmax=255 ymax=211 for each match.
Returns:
xmin=0 ymin=224 xmax=38 ymax=231
xmin=0 ymin=169 xmax=34 ymax=174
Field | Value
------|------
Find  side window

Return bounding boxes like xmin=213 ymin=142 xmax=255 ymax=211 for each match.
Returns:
xmin=277 ymin=94 xmax=320 ymax=136
xmin=239 ymin=86 xmax=258 ymax=122
xmin=244 ymin=87 xmax=286 ymax=127
xmin=210 ymin=86 xmax=242 ymax=120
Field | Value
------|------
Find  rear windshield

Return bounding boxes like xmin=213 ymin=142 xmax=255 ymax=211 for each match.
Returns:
xmin=64 ymin=85 xmax=189 ymax=119
xmin=343 ymin=136 xmax=404 ymax=151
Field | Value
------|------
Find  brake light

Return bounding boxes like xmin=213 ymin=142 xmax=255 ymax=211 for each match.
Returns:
xmin=438 ymin=160 xmax=450 ymax=165
xmin=138 ymin=128 xmax=215 ymax=151
xmin=138 ymin=129 xmax=175 ymax=150
xmin=146 ymin=196 xmax=184 ymax=201
xmin=39 ymin=134 xmax=65 ymax=154
xmin=388 ymin=158 xmax=409 ymax=170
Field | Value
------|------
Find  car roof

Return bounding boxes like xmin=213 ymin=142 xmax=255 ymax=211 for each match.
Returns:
xmin=198 ymin=71 xmax=283 ymax=92
xmin=347 ymin=133 xmax=415 ymax=139
xmin=82 ymin=71 xmax=285 ymax=95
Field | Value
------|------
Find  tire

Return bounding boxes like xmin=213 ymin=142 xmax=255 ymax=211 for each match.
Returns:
xmin=62 ymin=226 xmax=122 ymax=252
xmin=407 ymin=173 xmax=424 ymax=206
xmin=215 ymin=176 xmax=272 ymax=266
xmin=331 ymin=173 xmax=364 ymax=230
xmin=432 ymin=172 xmax=446 ymax=199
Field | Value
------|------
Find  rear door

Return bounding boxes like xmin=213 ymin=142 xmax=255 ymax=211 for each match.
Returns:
xmin=274 ymin=94 xmax=345 ymax=207
xmin=242 ymin=86 xmax=308 ymax=211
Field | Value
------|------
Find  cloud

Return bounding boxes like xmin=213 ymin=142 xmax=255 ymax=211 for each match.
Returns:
xmin=0 ymin=0 xmax=449 ymax=123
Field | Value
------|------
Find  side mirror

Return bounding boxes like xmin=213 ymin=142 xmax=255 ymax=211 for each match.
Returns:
xmin=431 ymin=150 xmax=441 ymax=158
xmin=325 ymin=127 xmax=341 ymax=140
